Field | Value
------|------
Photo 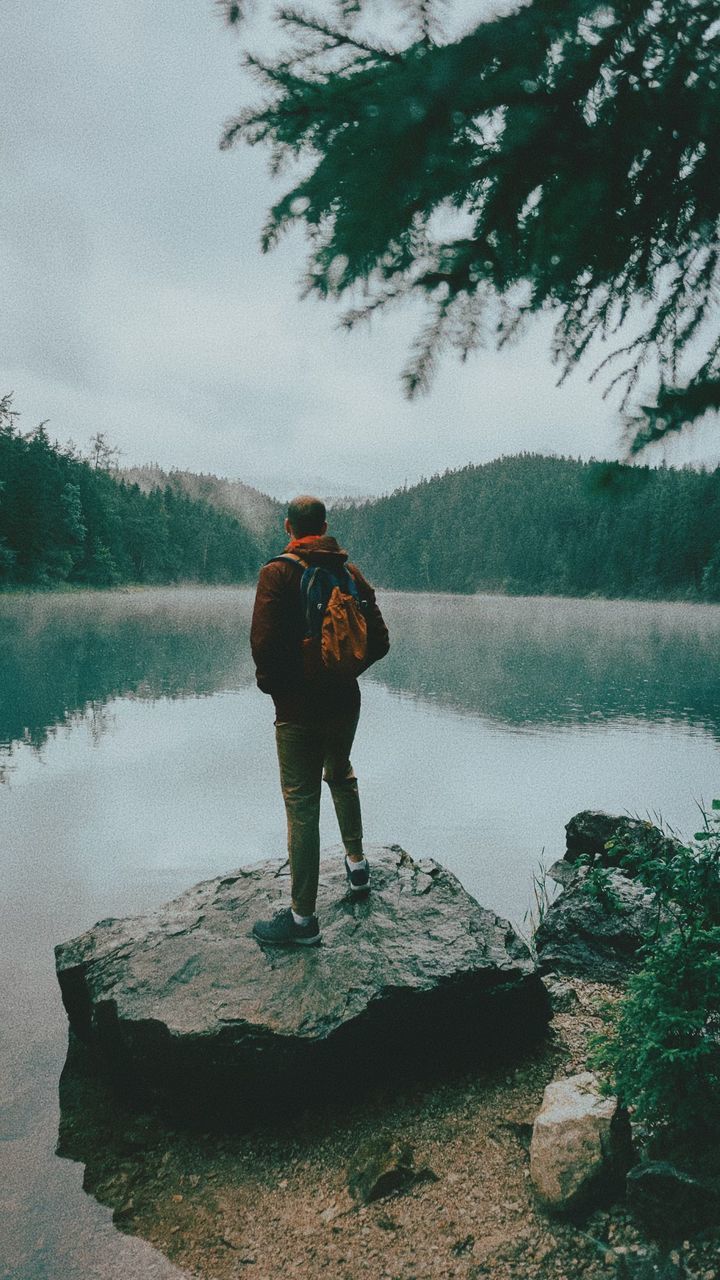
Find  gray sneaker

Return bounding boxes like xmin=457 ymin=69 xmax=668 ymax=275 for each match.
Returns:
xmin=345 ymin=857 xmax=370 ymax=894
xmin=252 ymin=908 xmax=321 ymax=947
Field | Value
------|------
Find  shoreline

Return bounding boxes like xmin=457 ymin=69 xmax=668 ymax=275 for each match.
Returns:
xmin=56 ymin=980 xmax=718 ymax=1280
xmin=0 ymin=581 xmax=719 ymax=611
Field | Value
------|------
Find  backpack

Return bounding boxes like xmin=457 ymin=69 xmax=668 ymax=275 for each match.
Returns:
xmin=271 ymin=553 xmax=368 ymax=678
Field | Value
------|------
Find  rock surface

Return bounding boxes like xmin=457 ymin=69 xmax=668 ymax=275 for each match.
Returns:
xmin=535 ymin=811 xmax=677 ymax=982
xmin=564 ymin=812 xmax=681 ymax=870
xmin=529 ymin=1072 xmax=632 ymax=1214
xmin=55 ymin=845 xmax=550 ymax=1122
xmin=542 ymin=976 xmax=581 ymax=1013
xmin=535 ymin=866 xmax=661 ymax=982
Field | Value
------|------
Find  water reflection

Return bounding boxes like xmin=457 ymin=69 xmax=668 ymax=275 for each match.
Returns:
xmin=2 ymin=589 xmax=720 ymax=769
xmin=0 ymin=588 xmax=255 ymax=762
xmin=375 ymin=592 xmax=720 ymax=736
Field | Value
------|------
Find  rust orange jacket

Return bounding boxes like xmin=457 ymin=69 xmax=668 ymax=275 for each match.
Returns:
xmin=250 ymin=535 xmax=390 ymax=723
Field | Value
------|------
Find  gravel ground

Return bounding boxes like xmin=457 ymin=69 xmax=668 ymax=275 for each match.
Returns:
xmin=61 ymin=980 xmax=719 ymax=1280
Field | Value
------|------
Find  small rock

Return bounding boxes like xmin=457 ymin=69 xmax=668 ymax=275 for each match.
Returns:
xmin=542 ymin=977 xmax=580 ymax=1012
xmin=529 ymin=1071 xmax=632 ymax=1214
xmin=547 ymin=859 xmax=578 ymax=889
xmin=626 ymin=1161 xmax=720 ymax=1239
xmin=347 ymin=1136 xmax=424 ymax=1204
xmin=451 ymin=1234 xmax=474 ymax=1256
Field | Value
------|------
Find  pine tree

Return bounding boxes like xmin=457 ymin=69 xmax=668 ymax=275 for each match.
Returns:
xmin=221 ymin=0 xmax=720 ymax=451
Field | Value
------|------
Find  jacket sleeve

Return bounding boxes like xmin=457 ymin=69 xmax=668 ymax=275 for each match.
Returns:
xmin=250 ymin=562 xmax=302 ymax=696
xmin=349 ymin=566 xmax=390 ymax=673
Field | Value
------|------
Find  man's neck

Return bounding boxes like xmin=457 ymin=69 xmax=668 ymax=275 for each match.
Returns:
xmin=287 ymin=533 xmax=325 ymax=550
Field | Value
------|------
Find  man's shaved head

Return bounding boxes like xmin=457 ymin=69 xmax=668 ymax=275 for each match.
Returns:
xmin=287 ymin=495 xmax=327 ymax=537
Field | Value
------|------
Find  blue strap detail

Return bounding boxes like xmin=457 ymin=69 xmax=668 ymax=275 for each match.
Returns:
xmin=266 ymin=555 xmax=361 ymax=638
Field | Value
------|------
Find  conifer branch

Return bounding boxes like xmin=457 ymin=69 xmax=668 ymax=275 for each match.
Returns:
xmin=220 ymin=0 xmax=720 ymax=444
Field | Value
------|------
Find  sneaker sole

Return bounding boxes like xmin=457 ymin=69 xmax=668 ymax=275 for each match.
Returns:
xmin=253 ymin=933 xmax=322 ymax=947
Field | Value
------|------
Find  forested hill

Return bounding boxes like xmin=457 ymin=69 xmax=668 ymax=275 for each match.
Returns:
xmin=122 ymin=465 xmax=282 ymax=543
xmin=330 ymin=454 xmax=720 ymax=602
xmin=0 ymin=412 xmax=266 ymax=587
xmin=3 ymin=405 xmax=720 ymax=601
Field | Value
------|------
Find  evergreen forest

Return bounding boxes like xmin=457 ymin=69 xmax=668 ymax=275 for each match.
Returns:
xmin=0 ymin=402 xmax=263 ymax=588
xmin=332 ymin=454 xmax=720 ymax=602
xmin=3 ymin=396 xmax=720 ymax=601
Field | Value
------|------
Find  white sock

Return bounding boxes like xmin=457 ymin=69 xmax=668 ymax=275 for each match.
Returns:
xmin=292 ymin=909 xmax=313 ymax=926
xmin=346 ymin=855 xmax=367 ymax=870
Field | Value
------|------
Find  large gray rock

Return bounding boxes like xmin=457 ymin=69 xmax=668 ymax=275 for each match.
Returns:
xmin=55 ymin=845 xmax=550 ymax=1122
xmin=529 ymin=1072 xmax=632 ymax=1215
xmin=535 ymin=811 xmax=675 ymax=982
xmin=535 ymin=865 xmax=661 ymax=983
xmin=564 ymin=811 xmax=681 ymax=872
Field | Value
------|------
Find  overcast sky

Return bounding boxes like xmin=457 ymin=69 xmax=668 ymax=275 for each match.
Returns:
xmin=3 ymin=0 xmax=719 ymax=499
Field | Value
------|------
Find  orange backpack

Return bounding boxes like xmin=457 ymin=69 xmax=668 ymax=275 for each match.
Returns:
xmin=274 ymin=555 xmax=368 ymax=677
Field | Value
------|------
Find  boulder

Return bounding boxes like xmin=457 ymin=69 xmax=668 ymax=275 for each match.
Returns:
xmin=535 ymin=865 xmax=661 ymax=982
xmin=564 ymin=812 xmax=680 ymax=873
xmin=535 ymin=810 xmax=678 ymax=982
xmin=55 ymin=845 xmax=551 ymax=1123
xmin=529 ymin=1072 xmax=632 ymax=1215
xmin=626 ymin=1161 xmax=720 ymax=1239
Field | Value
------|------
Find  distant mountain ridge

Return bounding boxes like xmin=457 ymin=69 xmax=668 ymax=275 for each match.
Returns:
xmin=122 ymin=465 xmax=283 ymax=543
xmin=112 ymin=451 xmax=720 ymax=602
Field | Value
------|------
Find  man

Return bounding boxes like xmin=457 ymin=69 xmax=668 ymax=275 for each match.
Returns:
xmin=250 ymin=495 xmax=390 ymax=946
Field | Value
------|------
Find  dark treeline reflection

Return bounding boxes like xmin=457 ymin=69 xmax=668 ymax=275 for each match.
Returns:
xmin=0 ymin=588 xmax=255 ymax=758
xmin=3 ymin=588 xmax=720 ymax=764
xmin=373 ymin=593 xmax=720 ymax=737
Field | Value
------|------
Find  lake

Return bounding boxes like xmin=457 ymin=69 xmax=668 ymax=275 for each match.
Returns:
xmin=2 ymin=586 xmax=720 ymax=1278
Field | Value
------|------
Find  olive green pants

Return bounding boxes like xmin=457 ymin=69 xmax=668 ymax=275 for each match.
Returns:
xmin=275 ymin=712 xmax=363 ymax=917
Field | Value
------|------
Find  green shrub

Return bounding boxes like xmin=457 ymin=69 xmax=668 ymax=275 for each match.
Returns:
xmin=590 ymin=803 xmax=720 ymax=1148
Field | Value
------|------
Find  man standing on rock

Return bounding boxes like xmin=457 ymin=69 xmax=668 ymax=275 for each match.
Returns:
xmin=250 ymin=495 xmax=390 ymax=946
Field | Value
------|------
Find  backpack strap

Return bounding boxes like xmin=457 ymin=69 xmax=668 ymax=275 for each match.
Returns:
xmin=266 ymin=553 xmax=316 ymax=635
xmin=266 ymin=555 xmax=365 ymax=630
xmin=266 ymin=553 xmax=306 ymax=568
xmin=342 ymin=565 xmax=361 ymax=601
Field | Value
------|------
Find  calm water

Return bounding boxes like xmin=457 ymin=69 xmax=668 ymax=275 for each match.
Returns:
xmin=2 ymin=586 xmax=720 ymax=1278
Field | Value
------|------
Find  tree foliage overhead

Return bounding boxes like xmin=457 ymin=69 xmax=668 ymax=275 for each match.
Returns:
xmin=220 ymin=0 xmax=720 ymax=451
